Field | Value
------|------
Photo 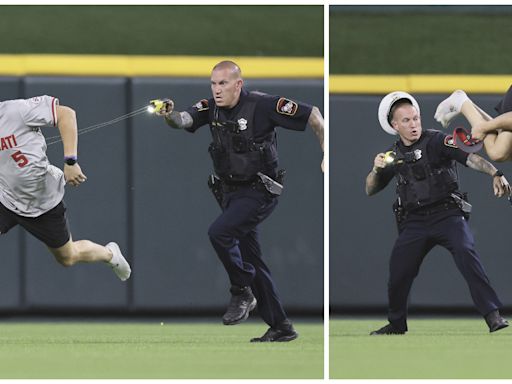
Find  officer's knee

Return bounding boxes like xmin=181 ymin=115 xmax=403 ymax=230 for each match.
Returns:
xmin=208 ymin=221 xmax=238 ymax=246
xmin=208 ymin=222 xmax=224 ymax=241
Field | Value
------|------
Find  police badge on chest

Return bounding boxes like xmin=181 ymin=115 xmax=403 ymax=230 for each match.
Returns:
xmin=404 ymin=149 xmax=422 ymax=163
xmin=237 ymin=118 xmax=247 ymax=131
xmin=221 ymin=117 xmax=247 ymax=133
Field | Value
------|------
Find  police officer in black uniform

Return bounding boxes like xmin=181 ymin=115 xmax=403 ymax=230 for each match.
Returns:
xmin=366 ymin=92 xmax=511 ymax=335
xmin=155 ymin=61 xmax=324 ymax=342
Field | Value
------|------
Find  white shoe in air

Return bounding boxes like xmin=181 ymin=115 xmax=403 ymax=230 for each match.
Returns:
xmin=106 ymin=242 xmax=131 ymax=281
xmin=434 ymin=90 xmax=469 ymax=128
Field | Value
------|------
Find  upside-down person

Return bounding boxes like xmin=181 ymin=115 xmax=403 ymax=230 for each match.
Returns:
xmin=435 ymin=86 xmax=512 ymax=162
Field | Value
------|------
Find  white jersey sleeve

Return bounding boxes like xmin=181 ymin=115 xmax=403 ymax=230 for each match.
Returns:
xmin=20 ymin=96 xmax=59 ymax=128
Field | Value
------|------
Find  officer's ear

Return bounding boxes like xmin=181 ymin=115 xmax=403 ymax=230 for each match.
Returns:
xmin=235 ymin=78 xmax=243 ymax=91
xmin=391 ymin=119 xmax=399 ymax=132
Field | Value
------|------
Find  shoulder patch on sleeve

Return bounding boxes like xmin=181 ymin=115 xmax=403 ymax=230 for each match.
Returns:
xmin=276 ymin=97 xmax=298 ymax=116
xmin=193 ymin=99 xmax=209 ymax=112
xmin=444 ymin=135 xmax=457 ymax=148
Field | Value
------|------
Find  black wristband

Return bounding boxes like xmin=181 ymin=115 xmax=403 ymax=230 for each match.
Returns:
xmin=493 ymin=170 xmax=504 ymax=177
xmin=64 ymin=156 xmax=77 ymax=166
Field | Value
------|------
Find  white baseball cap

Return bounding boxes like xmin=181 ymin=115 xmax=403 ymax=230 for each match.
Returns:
xmin=378 ymin=91 xmax=420 ymax=135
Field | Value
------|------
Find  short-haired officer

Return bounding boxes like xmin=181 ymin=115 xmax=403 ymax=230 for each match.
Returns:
xmin=0 ymin=95 xmax=131 ymax=281
xmin=155 ymin=60 xmax=324 ymax=342
xmin=366 ymin=91 xmax=510 ymax=335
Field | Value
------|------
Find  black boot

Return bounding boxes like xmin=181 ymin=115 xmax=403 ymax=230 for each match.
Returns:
xmin=222 ymin=285 xmax=257 ymax=325
xmin=485 ymin=309 xmax=509 ymax=333
xmin=370 ymin=323 xmax=406 ymax=335
xmin=250 ymin=319 xmax=299 ymax=342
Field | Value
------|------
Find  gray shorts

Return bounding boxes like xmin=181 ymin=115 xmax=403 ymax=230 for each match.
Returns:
xmin=0 ymin=200 xmax=71 ymax=248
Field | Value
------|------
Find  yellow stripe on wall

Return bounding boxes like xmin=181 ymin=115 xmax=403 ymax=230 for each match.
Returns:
xmin=0 ymin=54 xmax=323 ymax=78
xmin=330 ymin=75 xmax=512 ymax=94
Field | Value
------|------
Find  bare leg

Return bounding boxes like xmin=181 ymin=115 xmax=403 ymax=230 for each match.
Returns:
xmin=461 ymin=100 xmax=512 ymax=162
xmin=48 ymin=238 xmax=112 ymax=267
xmin=471 ymin=104 xmax=503 ymax=159
xmin=461 ymin=100 xmax=490 ymax=126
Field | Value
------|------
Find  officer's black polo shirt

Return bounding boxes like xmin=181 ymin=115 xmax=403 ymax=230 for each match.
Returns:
xmin=378 ymin=130 xmax=470 ymax=189
xmin=185 ymin=88 xmax=313 ymax=138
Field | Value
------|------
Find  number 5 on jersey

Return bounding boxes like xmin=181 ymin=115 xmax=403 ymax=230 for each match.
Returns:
xmin=11 ymin=150 xmax=29 ymax=167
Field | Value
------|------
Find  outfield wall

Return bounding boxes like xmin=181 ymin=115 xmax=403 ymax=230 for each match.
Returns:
xmin=330 ymin=93 xmax=512 ymax=313
xmin=0 ymin=76 xmax=324 ymax=315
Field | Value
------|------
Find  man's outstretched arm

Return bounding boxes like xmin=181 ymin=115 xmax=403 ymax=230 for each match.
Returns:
xmin=155 ymin=99 xmax=194 ymax=130
xmin=366 ymin=153 xmax=392 ymax=196
xmin=165 ymin=111 xmax=194 ymax=130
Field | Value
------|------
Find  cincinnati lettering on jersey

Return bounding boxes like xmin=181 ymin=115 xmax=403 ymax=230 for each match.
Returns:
xmin=0 ymin=134 xmax=17 ymax=151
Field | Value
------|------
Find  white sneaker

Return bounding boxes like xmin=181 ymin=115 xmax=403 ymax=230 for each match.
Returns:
xmin=106 ymin=242 xmax=131 ymax=281
xmin=434 ymin=90 xmax=469 ymax=128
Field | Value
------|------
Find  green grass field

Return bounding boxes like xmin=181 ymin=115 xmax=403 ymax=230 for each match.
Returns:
xmin=0 ymin=320 xmax=322 ymax=379
xmin=330 ymin=318 xmax=512 ymax=379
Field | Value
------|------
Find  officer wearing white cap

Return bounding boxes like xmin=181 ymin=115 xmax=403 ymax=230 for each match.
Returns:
xmin=366 ymin=91 xmax=510 ymax=335
xmin=378 ymin=91 xmax=421 ymax=136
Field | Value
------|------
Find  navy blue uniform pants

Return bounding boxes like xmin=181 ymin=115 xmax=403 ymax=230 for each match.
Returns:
xmin=388 ymin=212 xmax=502 ymax=331
xmin=208 ymin=186 xmax=287 ymax=327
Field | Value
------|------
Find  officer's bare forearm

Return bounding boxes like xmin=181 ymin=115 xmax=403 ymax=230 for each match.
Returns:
xmin=466 ymin=153 xmax=498 ymax=176
xmin=164 ymin=111 xmax=193 ymax=130
xmin=366 ymin=170 xmax=387 ymax=196
xmin=308 ymin=106 xmax=324 ymax=151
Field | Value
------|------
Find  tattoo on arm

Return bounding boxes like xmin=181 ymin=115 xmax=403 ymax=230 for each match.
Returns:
xmin=165 ymin=111 xmax=193 ymax=130
xmin=466 ymin=153 xmax=497 ymax=176
xmin=308 ymin=106 xmax=324 ymax=150
xmin=365 ymin=170 xmax=387 ymax=196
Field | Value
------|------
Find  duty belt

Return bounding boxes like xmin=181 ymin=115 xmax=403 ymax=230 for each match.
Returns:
xmin=408 ymin=199 xmax=459 ymax=216
xmin=221 ymin=178 xmax=260 ymax=193
xmin=220 ymin=172 xmax=284 ymax=196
